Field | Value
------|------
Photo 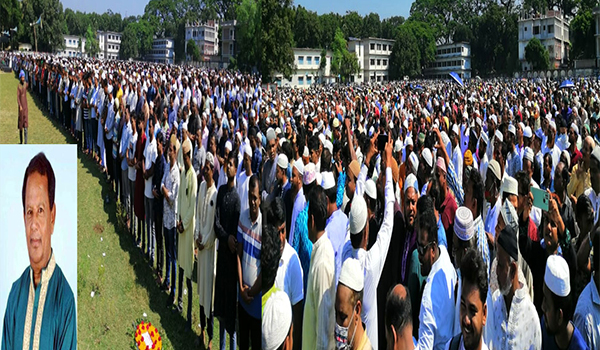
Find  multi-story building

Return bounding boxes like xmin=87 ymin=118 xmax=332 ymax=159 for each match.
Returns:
xmin=348 ymin=37 xmax=394 ymax=83
xmin=96 ymin=31 xmax=122 ymax=60
xmin=146 ymin=38 xmax=174 ymax=64
xmin=273 ymin=48 xmax=334 ymax=88
xmin=185 ymin=20 xmax=219 ymax=59
xmin=221 ymin=20 xmax=237 ymax=63
xmin=424 ymin=42 xmax=472 ymax=80
xmin=518 ymin=10 xmax=570 ymax=71
xmin=56 ymin=34 xmax=86 ymax=58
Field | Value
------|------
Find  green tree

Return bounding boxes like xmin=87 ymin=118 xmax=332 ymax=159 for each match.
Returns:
xmin=318 ymin=12 xmax=342 ymax=48
xmin=1 ymin=0 xmax=21 ymax=49
xmin=342 ymin=11 xmax=362 ymax=38
xmin=85 ymin=24 xmax=100 ymax=57
xmin=294 ymin=5 xmax=322 ymax=48
xmin=525 ymin=37 xmax=550 ymax=70
xmin=21 ymin=0 xmax=66 ymax=52
xmin=186 ymin=38 xmax=201 ymax=61
xmin=260 ymin=0 xmax=295 ymax=81
xmin=235 ymin=0 xmax=260 ymax=71
xmin=330 ymin=27 xmax=359 ymax=82
xmin=403 ymin=20 xmax=436 ymax=71
xmin=380 ymin=16 xmax=405 ymax=39
xmin=120 ymin=23 xmax=138 ymax=59
xmin=389 ymin=25 xmax=421 ymax=79
xmin=362 ymin=12 xmax=381 ymax=38
xmin=570 ymin=9 xmax=595 ymax=60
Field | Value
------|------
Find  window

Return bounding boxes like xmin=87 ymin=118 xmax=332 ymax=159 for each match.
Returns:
xmin=548 ymin=24 xmax=554 ymax=33
xmin=230 ymin=29 xmax=234 ymax=39
xmin=307 ymin=56 xmax=312 ymax=64
xmin=370 ymin=59 xmax=375 ymax=66
xmin=383 ymin=59 xmax=387 ymax=66
xmin=383 ymin=44 xmax=387 ymax=51
xmin=525 ymin=26 xmax=528 ymax=31
xmin=370 ymin=43 xmax=375 ymax=50
xmin=298 ymin=77 xmax=304 ymax=85
xmin=533 ymin=26 xmax=540 ymax=35
xmin=377 ymin=44 xmax=381 ymax=50
xmin=315 ymin=56 xmax=320 ymax=65
xmin=298 ymin=56 xmax=304 ymax=64
xmin=229 ymin=43 xmax=233 ymax=53
xmin=307 ymin=76 xmax=312 ymax=85
xmin=377 ymin=59 xmax=381 ymax=66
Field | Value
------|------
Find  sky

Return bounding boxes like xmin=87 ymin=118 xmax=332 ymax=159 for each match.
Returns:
xmin=0 ymin=145 xmax=78 ymax=343
xmin=59 ymin=0 xmax=414 ymax=20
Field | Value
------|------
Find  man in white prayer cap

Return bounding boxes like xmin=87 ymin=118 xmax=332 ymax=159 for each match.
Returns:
xmin=263 ymin=290 xmax=294 ymax=350
xmin=236 ymin=143 xmax=254 ymax=213
xmin=262 ymin=127 xmax=279 ymax=197
xmin=322 ymin=171 xmax=348 ymax=286
xmin=335 ymin=258 xmax=372 ymax=350
xmin=541 ymin=255 xmax=588 ymax=350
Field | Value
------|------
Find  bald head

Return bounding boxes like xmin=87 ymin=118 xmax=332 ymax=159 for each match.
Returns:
xmin=385 ymin=284 xmax=414 ymax=350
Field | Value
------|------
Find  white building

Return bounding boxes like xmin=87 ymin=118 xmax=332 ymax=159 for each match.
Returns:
xmin=185 ymin=20 xmax=219 ymax=59
xmin=56 ymin=34 xmax=86 ymax=58
xmin=96 ymin=31 xmax=122 ymax=60
xmin=424 ymin=42 xmax=472 ymax=80
xmin=221 ymin=20 xmax=237 ymax=63
xmin=273 ymin=48 xmax=334 ymax=88
xmin=147 ymin=38 xmax=174 ymax=65
xmin=348 ymin=37 xmax=394 ymax=83
xmin=518 ymin=10 xmax=570 ymax=71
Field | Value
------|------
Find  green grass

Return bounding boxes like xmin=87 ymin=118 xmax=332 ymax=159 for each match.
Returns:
xmin=0 ymin=72 xmax=229 ymax=350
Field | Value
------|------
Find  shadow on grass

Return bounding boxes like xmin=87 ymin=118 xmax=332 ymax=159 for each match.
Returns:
xmin=77 ymin=153 xmax=207 ymax=350
xmin=24 ymin=85 xmax=77 ymax=145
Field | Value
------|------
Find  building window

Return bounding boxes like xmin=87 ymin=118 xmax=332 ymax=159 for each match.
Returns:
xmin=307 ymin=76 xmax=312 ymax=85
xmin=533 ymin=26 xmax=540 ymax=35
xmin=370 ymin=59 xmax=375 ymax=66
xmin=377 ymin=59 xmax=381 ymax=66
xmin=229 ymin=43 xmax=233 ymax=54
xmin=298 ymin=56 xmax=304 ymax=64
xmin=377 ymin=43 xmax=381 ymax=50
xmin=525 ymin=26 xmax=528 ymax=31
xmin=382 ymin=44 xmax=387 ymax=51
xmin=307 ymin=56 xmax=312 ymax=64
xmin=548 ymin=25 xmax=554 ymax=33
xmin=383 ymin=59 xmax=387 ymax=66
xmin=230 ymin=29 xmax=234 ymax=39
xmin=315 ymin=56 xmax=319 ymax=65
xmin=370 ymin=43 xmax=375 ymax=50
xmin=298 ymin=77 xmax=304 ymax=85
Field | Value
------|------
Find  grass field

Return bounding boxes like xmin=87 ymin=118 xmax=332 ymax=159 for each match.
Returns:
xmin=0 ymin=72 xmax=228 ymax=350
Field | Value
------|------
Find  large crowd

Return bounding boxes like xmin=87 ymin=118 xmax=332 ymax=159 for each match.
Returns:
xmin=4 ymin=51 xmax=600 ymax=350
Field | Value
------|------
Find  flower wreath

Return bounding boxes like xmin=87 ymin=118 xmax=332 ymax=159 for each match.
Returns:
xmin=133 ymin=320 xmax=162 ymax=350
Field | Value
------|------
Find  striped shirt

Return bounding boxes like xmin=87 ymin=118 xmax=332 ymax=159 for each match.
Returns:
xmin=237 ymin=209 xmax=262 ymax=319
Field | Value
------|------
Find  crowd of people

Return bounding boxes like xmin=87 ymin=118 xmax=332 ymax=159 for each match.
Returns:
xmin=4 ymin=51 xmax=600 ymax=350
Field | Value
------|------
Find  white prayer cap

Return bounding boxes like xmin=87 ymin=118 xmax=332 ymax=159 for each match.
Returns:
xmin=365 ymin=179 xmax=377 ymax=200
xmin=324 ymin=140 xmax=333 ymax=155
xmin=225 ymin=140 xmax=232 ymax=152
xmin=409 ymin=152 xmax=419 ymax=174
xmin=277 ymin=154 xmax=288 ymax=169
xmin=206 ymin=152 xmax=214 ymax=166
xmin=549 ymin=120 xmax=556 ymax=131
xmin=500 ymin=200 xmax=518 ymax=230
xmin=405 ymin=136 xmax=414 ymax=147
xmin=404 ymin=173 xmax=419 ymax=194
xmin=321 ymin=171 xmax=335 ymax=190
xmin=349 ymin=195 xmax=368 ymax=235
xmin=488 ymin=159 xmax=501 ymax=181
xmin=451 ymin=124 xmax=459 ymax=136
xmin=318 ymin=133 xmax=326 ymax=145
xmin=495 ymin=130 xmax=504 ymax=143
xmin=303 ymin=146 xmax=309 ymax=158
xmin=394 ymin=139 xmax=402 ymax=153
xmin=303 ymin=163 xmax=317 ymax=185
xmin=523 ymin=126 xmax=533 ymax=139
xmin=339 ymin=258 xmax=364 ymax=292
xmin=544 ymin=255 xmax=571 ymax=297
xmin=454 ymin=206 xmax=474 ymax=241
xmin=490 ymin=114 xmax=497 ymax=124
xmin=279 ymin=138 xmax=287 ymax=147
xmin=262 ymin=290 xmax=292 ymax=350
xmin=240 ymin=143 xmax=251 ymax=158
xmin=294 ymin=158 xmax=304 ymax=176
xmin=422 ymin=148 xmax=433 ymax=168
xmin=508 ymin=124 xmax=516 ymax=135
xmin=523 ymin=147 xmax=534 ymax=163
xmin=266 ymin=128 xmax=276 ymax=142
xmin=480 ymin=132 xmax=489 ymax=145
xmin=501 ymin=176 xmax=518 ymax=196
xmin=107 ymin=85 xmax=113 ymax=94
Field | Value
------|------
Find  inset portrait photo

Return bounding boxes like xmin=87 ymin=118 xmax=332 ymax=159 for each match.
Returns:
xmin=0 ymin=145 xmax=77 ymax=350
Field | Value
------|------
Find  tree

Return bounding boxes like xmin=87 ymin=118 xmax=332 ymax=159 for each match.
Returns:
xmin=294 ymin=5 xmax=322 ymax=48
xmin=260 ymin=0 xmax=295 ymax=81
xmin=235 ymin=0 xmax=260 ymax=71
xmin=525 ymin=37 xmax=550 ymax=70
xmin=186 ymin=39 xmax=201 ymax=61
xmin=120 ymin=23 xmax=138 ymax=59
xmin=403 ymin=20 xmax=436 ymax=71
xmin=20 ymin=0 xmax=66 ymax=52
xmin=85 ymin=24 xmax=100 ymax=57
xmin=342 ymin=11 xmax=362 ymax=38
xmin=380 ymin=16 xmax=405 ymax=39
xmin=318 ymin=12 xmax=342 ymax=48
xmin=1 ymin=0 xmax=21 ymax=49
xmin=389 ymin=25 xmax=421 ymax=79
xmin=330 ymin=27 xmax=359 ymax=82
xmin=362 ymin=12 xmax=381 ymax=38
xmin=570 ymin=9 xmax=595 ymax=60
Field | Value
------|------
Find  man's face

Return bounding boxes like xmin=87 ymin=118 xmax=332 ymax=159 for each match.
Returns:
xmin=479 ymin=142 xmax=487 ymax=159
xmin=464 ymin=180 xmax=478 ymax=219
xmin=543 ymin=214 xmax=559 ymax=253
xmin=24 ymin=172 xmax=56 ymax=273
xmin=417 ymin=228 xmax=434 ymax=276
xmin=268 ymin=139 xmax=277 ymax=160
xmin=335 ymin=285 xmax=358 ymax=343
xmin=278 ymin=222 xmax=286 ymax=254
xmin=541 ymin=284 xmax=561 ymax=335
xmin=460 ymin=283 xmax=487 ymax=350
xmin=403 ymin=188 xmax=418 ymax=230
xmin=291 ymin=167 xmax=302 ymax=192
xmin=310 ymin=148 xmax=319 ymax=165
xmin=249 ymin=184 xmax=260 ymax=222
xmin=227 ymin=157 xmax=237 ymax=180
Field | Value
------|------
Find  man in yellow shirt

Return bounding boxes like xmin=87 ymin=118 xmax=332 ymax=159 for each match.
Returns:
xmin=568 ymin=136 xmax=594 ymax=199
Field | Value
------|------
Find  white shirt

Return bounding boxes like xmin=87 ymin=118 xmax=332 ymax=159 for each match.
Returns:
xmin=143 ymin=137 xmax=158 ymax=198
xmin=444 ymin=336 xmax=489 ymax=350
xmin=275 ymin=241 xmax=304 ymax=306
xmin=237 ymin=171 xmax=251 ymax=214
xmin=415 ymin=245 xmax=457 ymax=350
xmin=302 ymin=233 xmax=335 ymax=350
xmin=452 ymin=145 xmax=463 ymax=186
xmin=574 ymin=275 xmax=600 ymax=350
xmin=128 ymin=132 xmax=137 ymax=181
xmin=484 ymin=284 xmax=541 ymax=350
xmin=341 ymin=168 xmax=395 ymax=350
xmin=479 ymin=152 xmax=489 ymax=185
xmin=288 ymin=188 xmax=306 ymax=246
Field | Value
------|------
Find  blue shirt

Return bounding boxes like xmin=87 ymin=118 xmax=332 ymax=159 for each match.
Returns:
xmin=292 ymin=202 xmax=312 ymax=297
xmin=542 ymin=318 xmax=589 ymax=350
xmin=437 ymin=217 xmax=447 ymax=248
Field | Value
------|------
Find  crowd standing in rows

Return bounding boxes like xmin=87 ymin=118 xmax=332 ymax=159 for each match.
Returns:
xmin=5 ymin=51 xmax=600 ymax=350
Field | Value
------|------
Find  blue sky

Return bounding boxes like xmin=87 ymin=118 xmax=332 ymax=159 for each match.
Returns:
xmin=60 ymin=0 xmax=414 ymax=20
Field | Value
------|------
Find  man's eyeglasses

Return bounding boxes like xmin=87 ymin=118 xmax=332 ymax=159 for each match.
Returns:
xmin=417 ymin=240 xmax=435 ymax=256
